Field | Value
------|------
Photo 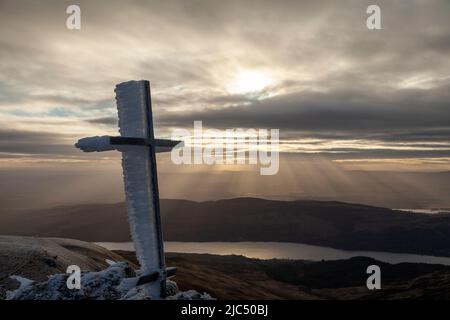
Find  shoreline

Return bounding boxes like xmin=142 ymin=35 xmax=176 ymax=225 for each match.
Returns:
xmin=98 ymin=241 xmax=450 ymax=266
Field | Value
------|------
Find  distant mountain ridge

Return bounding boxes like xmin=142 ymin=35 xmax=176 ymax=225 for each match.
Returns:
xmin=2 ymin=198 xmax=450 ymax=257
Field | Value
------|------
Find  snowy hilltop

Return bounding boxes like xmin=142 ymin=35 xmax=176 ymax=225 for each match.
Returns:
xmin=0 ymin=236 xmax=212 ymax=300
xmin=7 ymin=261 xmax=212 ymax=300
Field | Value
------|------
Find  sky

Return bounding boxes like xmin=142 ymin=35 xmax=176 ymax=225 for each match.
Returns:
xmin=0 ymin=0 xmax=449 ymax=209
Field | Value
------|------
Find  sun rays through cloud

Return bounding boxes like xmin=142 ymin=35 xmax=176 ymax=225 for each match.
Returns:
xmin=0 ymin=0 xmax=449 ymax=208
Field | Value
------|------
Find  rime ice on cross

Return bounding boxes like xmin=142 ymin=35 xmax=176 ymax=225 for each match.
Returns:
xmin=75 ymin=80 xmax=180 ymax=299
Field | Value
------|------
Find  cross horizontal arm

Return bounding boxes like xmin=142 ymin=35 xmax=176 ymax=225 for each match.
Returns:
xmin=110 ymin=137 xmax=182 ymax=148
xmin=109 ymin=137 xmax=182 ymax=147
xmin=75 ymin=135 xmax=182 ymax=153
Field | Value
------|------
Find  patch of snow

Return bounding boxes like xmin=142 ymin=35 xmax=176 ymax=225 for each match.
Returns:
xmin=105 ymin=259 xmax=116 ymax=266
xmin=7 ymin=276 xmax=34 ymax=299
xmin=395 ymin=208 xmax=450 ymax=215
xmin=6 ymin=262 xmax=213 ymax=300
xmin=166 ymin=290 xmax=214 ymax=300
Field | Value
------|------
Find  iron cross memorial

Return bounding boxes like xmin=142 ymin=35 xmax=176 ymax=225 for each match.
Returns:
xmin=75 ymin=80 xmax=180 ymax=299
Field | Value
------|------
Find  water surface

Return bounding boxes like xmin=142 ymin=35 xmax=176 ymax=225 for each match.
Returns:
xmin=96 ymin=241 xmax=450 ymax=265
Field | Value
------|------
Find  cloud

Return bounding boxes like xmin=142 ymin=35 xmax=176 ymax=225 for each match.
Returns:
xmin=0 ymin=0 xmax=449 ymax=162
xmin=0 ymin=128 xmax=77 ymax=155
xmin=86 ymin=116 xmax=117 ymax=126
xmin=158 ymin=84 xmax=450 ymax=140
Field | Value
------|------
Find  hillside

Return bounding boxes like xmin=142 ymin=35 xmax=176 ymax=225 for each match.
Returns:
xmin=2 ymin=236 xmax=450 ymax=300
xmin=0 ymin=236 xmax=129 ymax=299
xmin=2 ymin=198 xmax=450 ymax=257
xmin=117 ymin=250 xmax=450 ymax=300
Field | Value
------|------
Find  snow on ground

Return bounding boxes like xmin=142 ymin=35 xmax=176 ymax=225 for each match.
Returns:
xmin=0 ymin=236 xmax=212 ymax=300
xmin=6 ymin=261 xmax=212 ymax=300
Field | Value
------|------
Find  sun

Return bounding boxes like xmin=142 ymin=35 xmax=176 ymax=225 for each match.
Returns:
xmin=227 ymin=70 xmax=272 ymax=94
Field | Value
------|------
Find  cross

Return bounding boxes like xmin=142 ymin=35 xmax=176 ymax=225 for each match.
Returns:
xmin=75 ymin=80 xmax=180 ymax=299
